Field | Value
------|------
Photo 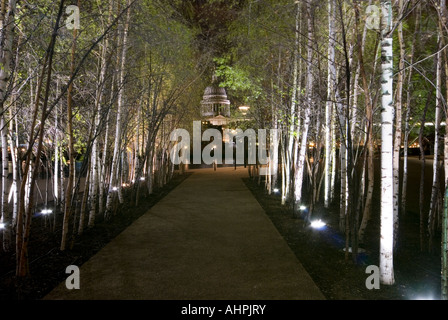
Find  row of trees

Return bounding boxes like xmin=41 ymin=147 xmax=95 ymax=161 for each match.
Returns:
xmin=0 ymin=0 xmax=209 ymax=281
xmin=0 ymin=0 xmax=447 ymax=300
xmin=213 ymin=0 xmax=447 ymax=297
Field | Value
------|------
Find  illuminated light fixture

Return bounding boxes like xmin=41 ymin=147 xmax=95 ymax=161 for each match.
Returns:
xmin=239 ymin=105 xmax=250 ymax=115
xmin=273 ymin=188 xmax=280 ymax=193
xmin=41 ymin=209 xmax=52 ymax=215
xmin=112 ymin=187 xmax=118 ymax=191
xmin=0 ymin=223 xmax=5 ymax=229
xmin=140 ymin=177 xmax=145 ymax=181
xmin=310 ymin=219 xmax=326 ymax=229
xmin=299 ymin=205 xmax=307 ymax=211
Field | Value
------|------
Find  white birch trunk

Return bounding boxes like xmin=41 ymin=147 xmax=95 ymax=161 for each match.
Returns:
xmin=287 ymin=1 xmax=300 ymax=200
xmin=105 ymin=0 xmax=131 ymax=218
xmin=293 ymin=0 xmax=313 ymax=214
xmin=89 ymin=4 xmax=111 ymax=226
xmin=393 ymin=0 xmax=406 ymax=247
xmin=0 ymin=0 xmax=16 ymax=251
xmin=441 ymin=0 xmax=448 ymax=300
xmin=428 ymin=35 xmax=442 ymax=247
xmin=325 ymin=0 xmax=335 ymax=208
xmin=54 ymin=80 xmax=59 ymax=206
xmin=379 ymin=0 xmax=395 ymax=285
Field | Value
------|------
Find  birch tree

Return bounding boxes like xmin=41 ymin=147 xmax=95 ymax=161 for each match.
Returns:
xmin=393 ymin=0 xmax=406 ymax=247
xmin=293 ymin=0 xmax=313 ymax=217
xmin=61 ymin=0 xmax=80 ymax=252
xmin=105 ymin=0 xmax=132 ymax=220
xmin=324 ymin=0 xmax=335 ymax=209
xmin=379 ymin=0 xmax=395 ymax=285
xmin=440 ymin=0 xmax=448 ymax=300
xmin=0 ymin=0 xmax=16 ymax=252
xmin=428 ymin=13 xmax=443 ymax=252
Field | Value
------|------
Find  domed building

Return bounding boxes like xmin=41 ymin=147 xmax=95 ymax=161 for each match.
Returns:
xmin=200 ymin=75 xmax=231 ymax=127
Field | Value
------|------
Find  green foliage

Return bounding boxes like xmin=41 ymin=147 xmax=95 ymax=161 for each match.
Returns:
xmin=214 ymin=55 xmax=262 ymax=101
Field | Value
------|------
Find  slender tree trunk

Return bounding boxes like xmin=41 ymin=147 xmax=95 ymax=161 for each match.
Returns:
xmin=428 ymin=27 xmax=443 ymax=252
xmin=440 ymin=0 xmax=448 ymax=300
xmin=61 ymin=0 xmax=80 ymax=251
xmin=392 ymin=0 xmax=407 ymax=249
xmin=325 ymin=0 xmax=335 ymax=209
xmin=379 ymin=0 xmax=395 ymax=285
xmin=355 ymin=3 xmax=374 ymax=244
xmin=0 ymin=0 xmax=16 ymax=252
xmin=54 ymin=80 xmax=60 ymax=207
xmin=17 ymin=0 xmax=64 ymax=275
xmin=88 ymin=0 xmax=112 ymax=227
xmin=443 ymin=184 xmax=448 ymax=299
xmin=402 ymin=2 xmax=420 ymax=215
xmin=419 ymin=94 xmax=430 ymax=252
xmin=287 ymin=0 xmax=300 ymax=204
xmin=105 ymin=0 xmax=131 ymax=219
xmin=78 ymin=159 xmax=91 ymax=235
xmin=293 ymin=0 xmax=313 ymax=219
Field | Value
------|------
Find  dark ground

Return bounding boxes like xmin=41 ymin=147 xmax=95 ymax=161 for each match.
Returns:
xmin=0 ymin=165 xmax=443 ymax=301
xmin=0 ymin=173 xmax=192 ymax=300
xmin=243 ymin=176 xmax=442 ymax=300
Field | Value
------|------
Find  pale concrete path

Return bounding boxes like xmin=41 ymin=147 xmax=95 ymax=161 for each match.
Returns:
xmin=44 ymin=167 xmax=325 ymax=300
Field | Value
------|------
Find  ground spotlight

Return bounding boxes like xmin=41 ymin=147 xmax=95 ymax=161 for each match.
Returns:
xmin=299 ymin=205 xmax=307 ymax=211
xmin=41 ymin=209 xmax=52 ymax=215
xmin=0 ymin=222 xmax=5 ymax=229
xmin=310 ymin=219 xmax=326 ymax=230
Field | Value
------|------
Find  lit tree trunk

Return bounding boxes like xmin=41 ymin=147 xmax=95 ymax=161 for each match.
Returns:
xmin=324 ymin=0 xmax=335 ymax=209
xmin=89 ymin=0 xmax=112 ymax=227
xmin=0 ymin=0 xmax=16 ymax=252
xmin=330 ymin=112 xmax=337 ymax=203
xmin=105 ymin=0 xmax=131 ymax=219
xmin=17 ymin=0 xmax=64 ymax=275
xmin=356 ymin=3 xmax=375 ymax=244
xmin=440 ymin=0 xmax=448 ymax=300
xmin=286 ymin=0 xmax=300 ymax=204
xmin=54 ymin=79 xmax=60 ymax=207
xmin=428 ymin=27 xmax=443 ymax=252
xmin=443 ymin=184 xmax=448 ymax=299
xmin=9 ymin=94 xmax=18 ymax=226
xmin=379 ymin=0 xmax=395 ymax=285
xmin=293 ymin=0 xmax=313 ymax=217
xmin=99 ymin=86 xmax=112 ymax=217
xmin=393 ymin=0 xmax=406 ymax=247
xmin=339 ymin=132 xmax=348 ymax=232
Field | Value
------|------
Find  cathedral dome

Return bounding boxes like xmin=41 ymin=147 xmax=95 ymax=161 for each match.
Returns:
xmin=201 ymin=75 xmax=230 ymax=105
xmin=201 ymin=75 xmax=231 ymax=120
xmin=203 ymin=85 xmax=228 ymax=100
